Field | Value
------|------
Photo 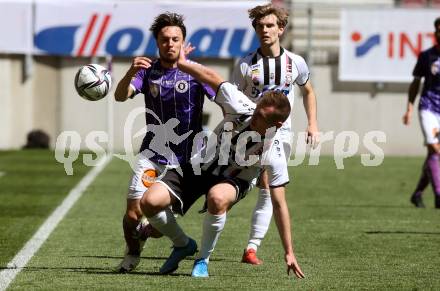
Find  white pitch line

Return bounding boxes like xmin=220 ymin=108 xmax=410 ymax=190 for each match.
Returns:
xmin=0 ymin=155 xmax=112 ymax=291
xmin=0 ymin=172 xmax=5 ymax=178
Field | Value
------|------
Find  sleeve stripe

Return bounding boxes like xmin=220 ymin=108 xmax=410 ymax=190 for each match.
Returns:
xmin=129 ymin=83 xmax=137 ymax=97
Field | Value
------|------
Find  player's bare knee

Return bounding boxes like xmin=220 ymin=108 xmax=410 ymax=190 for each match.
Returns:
xmin=140 ymin=193 xmax=159 ymax=217
xmin=140 ymin=183 xmax=171 ymax=217
xmin=207 ymin=191 xmax=230 ymax=214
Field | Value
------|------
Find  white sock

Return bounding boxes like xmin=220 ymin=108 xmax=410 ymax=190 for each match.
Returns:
xmin=247 ymin=188 xmax=272 ymax=251
xmin=198 ymin=212 xmax=226 ymax=261
xmin=148 ymin=208 xmax=188 ymax=247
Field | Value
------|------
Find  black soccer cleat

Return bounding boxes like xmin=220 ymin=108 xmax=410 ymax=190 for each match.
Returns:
xmin=435 ymin=196 xmax=440 ymax=209
xmin=410 ymin=194 xmax=425 ymax=208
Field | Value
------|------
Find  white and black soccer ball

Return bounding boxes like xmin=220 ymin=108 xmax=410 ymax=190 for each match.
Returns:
xmin=74 ymin=64 xmax=112 ymax=101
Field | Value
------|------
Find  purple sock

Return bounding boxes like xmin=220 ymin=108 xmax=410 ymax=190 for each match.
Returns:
xmin=426 ymin=153 xmax=440 ymax=197
xmin=414 ymin=162 xmax=430 ymax=197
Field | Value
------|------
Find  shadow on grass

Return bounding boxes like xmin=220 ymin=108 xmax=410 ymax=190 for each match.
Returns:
xmin=365 ymin=231 xmax=440 ymax=235
xmin=304 ymin=204 xmax=410 ymax=208
xmin=78 ymin=269 xmax=191 ymax=276
xmin=0 ymin=266 xmax=109 ymax=272
xmin=0 ymin=266 xmax=191 ymax=277
xmin=70 ymin=255 xmax=232 ymax=262
xmin=69 ymin=255 xmax=168 ymax=260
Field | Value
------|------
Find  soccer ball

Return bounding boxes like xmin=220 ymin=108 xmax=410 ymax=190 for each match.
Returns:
xmin=74 ymin=64 xmax=112 ymax=101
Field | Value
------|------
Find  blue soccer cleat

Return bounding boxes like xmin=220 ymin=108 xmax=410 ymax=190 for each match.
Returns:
xmin=159 ymin=238 xmax=197 ymax=274
xmin=191 ymin=258 xmax=209 ymax=277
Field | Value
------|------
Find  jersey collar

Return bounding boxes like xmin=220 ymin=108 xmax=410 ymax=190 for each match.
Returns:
xmin=257 ymin=47 xmax=284 ymax=58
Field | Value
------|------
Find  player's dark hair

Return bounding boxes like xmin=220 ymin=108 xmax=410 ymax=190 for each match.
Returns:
xmin=257 ymin=91 xmax=291 ymax=123
xmin=150 ymin=12 xmax=186 ymax=40
xmin=435 ymin=17 xmax=440 ymax=28
xmin=248 ymin=4 xmax=289 ymax=29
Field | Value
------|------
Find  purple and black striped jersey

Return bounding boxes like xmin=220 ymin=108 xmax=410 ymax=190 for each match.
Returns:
xmin=413 ymin=46 xmax=440 ymax=114
xmin=130 ymin=59 xmax=215 ymax=165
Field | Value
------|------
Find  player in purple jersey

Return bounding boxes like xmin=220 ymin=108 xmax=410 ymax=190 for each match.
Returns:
xmin=113 ymin=12 xmax=214 ymax=273
xmin=403 ymin=17 xmax=440 ymax=209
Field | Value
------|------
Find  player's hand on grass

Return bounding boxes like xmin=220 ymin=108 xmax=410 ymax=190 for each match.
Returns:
xmin=128 ymin=57 xmax=152 ymax=77
xmin=286 ymin=253 xmax=305 ymax=279
xmin=306 ymin=124 xmax=319 ymax=149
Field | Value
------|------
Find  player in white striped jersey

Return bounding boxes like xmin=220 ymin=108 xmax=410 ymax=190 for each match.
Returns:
xmin=138 ymin=44 xmax=305 ymax=278
xmin=231 ymin=3 xmax=319 ymax=265
xmin=177 ymin=46 xmax=304 ymax=278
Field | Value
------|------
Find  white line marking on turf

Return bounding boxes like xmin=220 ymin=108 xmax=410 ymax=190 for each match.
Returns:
xmin=0 ymin=171 xmax=5 ymax=178
xmin=0 ymin=155 xmax=112 ymax=291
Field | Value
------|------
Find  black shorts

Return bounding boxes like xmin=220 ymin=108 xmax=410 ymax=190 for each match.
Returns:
xmin=157 ymin=164 xmax=251 ymax=215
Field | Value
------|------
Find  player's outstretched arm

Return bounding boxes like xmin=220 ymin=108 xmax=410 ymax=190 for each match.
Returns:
xmin=114 ymin=57 xmax=152 ymax=102
xmin=270 ymin=186 xmax=305 ymax=279
xmin=300 ymin=81 xmax=319 ymax=148
xmin=177 ymin=44 xmax=224 ymax=92
xmin=403 ymin=77 xmax=421 ymax=126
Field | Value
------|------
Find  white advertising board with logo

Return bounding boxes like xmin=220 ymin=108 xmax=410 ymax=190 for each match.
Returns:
xmin=0 ymin=0 xmax=264 ymax=59
xmin=339 ymin=9 xmax=439 ymax=82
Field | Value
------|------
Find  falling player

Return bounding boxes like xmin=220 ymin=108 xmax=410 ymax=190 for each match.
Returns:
xmin=137 ymin=44 xmax=306 ymax=278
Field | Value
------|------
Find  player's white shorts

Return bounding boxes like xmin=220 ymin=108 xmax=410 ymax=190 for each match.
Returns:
xmin=127 ymin=155 xmax=167 ymax=200
xmin=419 ymin=110 xmax=440 ymax=145
xmin=254 ymin=129 xmax=293 ymax=187
xmin=276 ymin=128 xmax=294 ymax=161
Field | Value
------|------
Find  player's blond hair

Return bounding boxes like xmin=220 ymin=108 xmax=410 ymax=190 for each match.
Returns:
xmin=248 ymin=4 xmax=289 ymax=29
xmin=257 ymin=91 xmax=291 ymax=123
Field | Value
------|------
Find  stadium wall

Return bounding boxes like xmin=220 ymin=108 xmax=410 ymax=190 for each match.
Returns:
xmin=0 ymin=56 xmax=58 ymax=149
xmin=0 ymin=56 xmax=424 ymax=156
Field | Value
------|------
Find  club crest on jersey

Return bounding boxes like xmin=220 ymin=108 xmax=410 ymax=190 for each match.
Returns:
xmin=175 ymin=80 xmax=189 ymax=93
xmin=150 ymin=83 xmax=159 ymax=98
xmin=251 ymin=66 xmax=260 ymax=85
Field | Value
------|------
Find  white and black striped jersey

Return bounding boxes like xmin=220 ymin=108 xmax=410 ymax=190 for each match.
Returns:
xmin=231 ymin=47 xmax=310 ymax=132
xmin=199 ymin=82 xmax=289 ymax=188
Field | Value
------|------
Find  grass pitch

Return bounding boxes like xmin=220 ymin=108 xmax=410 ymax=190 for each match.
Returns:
xmin=1 ymin=152 xmax=439 ymax=290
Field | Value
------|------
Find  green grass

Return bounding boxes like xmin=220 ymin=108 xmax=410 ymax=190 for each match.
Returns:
xmin=0 ymin=150 xmax=89 ymax=267
xmin=2 ymin=153 xmax=440 ymax=290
